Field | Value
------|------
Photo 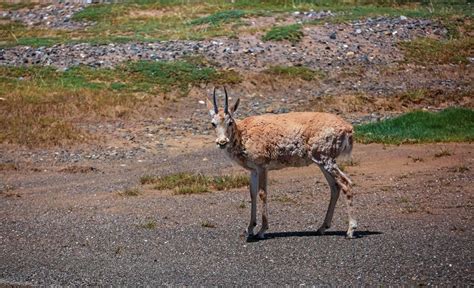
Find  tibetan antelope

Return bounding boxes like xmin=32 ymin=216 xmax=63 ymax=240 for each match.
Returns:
xmin=206 ymin=87 xmax=357 ymax=240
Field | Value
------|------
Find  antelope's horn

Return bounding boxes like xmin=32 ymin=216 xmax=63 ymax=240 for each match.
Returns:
xmin=224 ymin=86 xmax=229 ymax=114
xmin=212 ymin=87 xmax=218 ymax=114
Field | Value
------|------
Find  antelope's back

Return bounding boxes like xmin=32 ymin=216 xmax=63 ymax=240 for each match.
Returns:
xmin=237 ymin=112 xmax=353 ymax=168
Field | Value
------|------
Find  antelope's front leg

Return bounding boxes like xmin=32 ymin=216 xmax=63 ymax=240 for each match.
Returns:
xmin=257 ymin=169 xmax=268 ymax=239
xmin=246 ymin=170 xmax=259 ymax=238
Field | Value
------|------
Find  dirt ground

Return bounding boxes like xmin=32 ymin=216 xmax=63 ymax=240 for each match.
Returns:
xmin=1 ymin=3 xmax=473 ymax=286
xmin=1 ymin=139 xmax=472 ymax=286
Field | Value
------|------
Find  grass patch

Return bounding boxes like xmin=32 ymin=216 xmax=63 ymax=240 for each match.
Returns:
xmin=398 ymin=89 xmax=429 ymax=104
xmin=355 ymin=107 xmax=474 ymax=144
xmin=273 ymin=195 xmax=297 ymax=204
xmin=262 ymin=24 xmax=303 ymax=43
xmin=450 ymin=165 xmax=470 ymax=173
xmin=141 ymin=172 xmax=249 ymax=194
xmin=15 ymin=37 xmax=60 ymax=47
xmin=140 ymin=175 xmax=156 ymax=185
xmin=72 ymin=4 xmax=128 ymax=22
xmin=399 ymin=37 xmax=474 ymax=65
xmin=434 ymin=148 xmax=452 ymax=158
xmin=174 ymin=183 xmax=210 ymax=195
xmin=201 ymin=221 xmax=216 ymax=228
xmin=265 ymin=65 xmax=325 ymax=81
xmin=0 ymin=116 xmax=82 ymax=147
xmin=190 ymin=10 xmax=246 ymax=26
xmin=0 ymin=61 xmax=239 ymax=146
xmin=0 ymin=163 xmax=18 ymax=171
xmin=0 ymin=2 xmax=41 ymax=10
xmin=126 ymin=60 xmax=215 ymax=94
xmin=139 ymin=219 xmax=157 ymax=229
xmin=119 ymin=187 xmax=141 ymax=197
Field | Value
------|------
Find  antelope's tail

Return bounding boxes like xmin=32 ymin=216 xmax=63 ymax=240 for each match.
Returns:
xmin=337 ymin=130 xmax=353 ymax=162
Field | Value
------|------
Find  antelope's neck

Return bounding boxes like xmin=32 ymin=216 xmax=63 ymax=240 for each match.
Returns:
xmin=228 ymin=122 xmax=242 ymax=149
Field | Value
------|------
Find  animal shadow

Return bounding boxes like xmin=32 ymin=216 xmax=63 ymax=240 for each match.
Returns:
xmin=246 ymin=230 xmax=382 ymax=242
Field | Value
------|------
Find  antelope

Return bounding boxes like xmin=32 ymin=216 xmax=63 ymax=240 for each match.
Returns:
xmin=206 ymin=87 xmax=357 ymax=240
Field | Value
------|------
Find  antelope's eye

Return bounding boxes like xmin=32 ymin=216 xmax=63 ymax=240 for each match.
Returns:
xmin=211 ymin=123 xmax=217 ymax=128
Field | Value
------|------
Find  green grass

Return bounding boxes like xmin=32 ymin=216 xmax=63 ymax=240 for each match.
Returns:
xmin=262 ymin=24 xmax=303 ymax=43
xmin=355 ymin=107 xmax=474 ymax=144
xmin=141 ymin=172 xmax=249 ymax=194
xmin=15 ymin=37 xmax=60 ymax=47
xmin=265 ymin=65 xmax=325 ymax=81
xmin=126 ymin=60 xmax=216 ymax=93
xmin=72 ymin=4 xmax=128 ymax=22
xmin=399 ymin=37 xmax=474 ymax=65
xmin=190 ymin=10 xmax=246 ymax=26
xmin=124 ymin=60 xmax=241 ymax=94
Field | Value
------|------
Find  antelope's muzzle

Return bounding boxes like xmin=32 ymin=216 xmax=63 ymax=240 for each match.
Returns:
xmin=216 ymin=138 xmax=229 ymax=149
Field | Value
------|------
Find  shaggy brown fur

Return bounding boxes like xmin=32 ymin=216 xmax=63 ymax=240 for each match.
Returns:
xmin=207 ymin=91 xmax=357 ymax=240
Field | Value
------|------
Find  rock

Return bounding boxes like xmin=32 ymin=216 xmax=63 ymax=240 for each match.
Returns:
xmin=329 ymin=32 xmax=337 ymax=40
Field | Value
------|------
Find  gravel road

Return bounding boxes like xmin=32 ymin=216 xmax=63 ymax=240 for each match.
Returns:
xmin=1 ymin=143 xmax=472 ymax=286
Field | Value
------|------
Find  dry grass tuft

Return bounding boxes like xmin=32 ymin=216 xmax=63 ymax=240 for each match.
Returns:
xmin=141 ymin=172 xmax=249 ymax=195
xmin=399 ymin=37 xmax=474 ymax=65
xmin=434 ymin=148 xmax=452 ymax=158
xmin=201 ymin=220 xmax=216 ymax=228
xmin=139 ymin=219 xmax=157 ymax=229
xmin=118 ymin=187 xmax=141 ymax=197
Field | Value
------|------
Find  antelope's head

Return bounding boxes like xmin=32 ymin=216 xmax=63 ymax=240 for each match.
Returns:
xmin=206 ymin=87 xmax=240 ymax=149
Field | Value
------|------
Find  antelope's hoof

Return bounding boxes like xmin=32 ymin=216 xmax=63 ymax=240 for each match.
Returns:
xmin=346 ymin=231 xmax=356 ymax=239
xmin=316 ymin=227 xmax=326 ymax=236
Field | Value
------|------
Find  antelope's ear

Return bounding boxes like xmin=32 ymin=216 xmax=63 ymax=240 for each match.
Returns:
xmin=206 ymin=99 xmax=216 ymax=116
xmin=230 ymin=98 xmax=240 ymax=114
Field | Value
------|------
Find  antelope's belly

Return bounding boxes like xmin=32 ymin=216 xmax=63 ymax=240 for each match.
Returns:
xmin=266 ymin=154 xmax=313 ymax=170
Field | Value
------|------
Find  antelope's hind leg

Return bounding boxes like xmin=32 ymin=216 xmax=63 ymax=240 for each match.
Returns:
xmin=315 ymin=166 xmax=340 ymax=236
xmin=333 ymin=165 xmax=357 ymax=238
xmin=313 ymin=157 xmax=357 ymax=238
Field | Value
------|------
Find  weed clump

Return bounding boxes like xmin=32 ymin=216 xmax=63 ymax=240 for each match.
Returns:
xmin=190 ymin=10 xmax=246 ymax=26
xmin=72 ymin=5 xmax=127 ymax=21
xmin=139 ymin=220 xmax=157 ymax=229
xmin=399 ymin=37 xmax=473 ymax=65
xmin=262 ymin=24 xmax=303 ymax=43
xmin=126 ymin=60 xmax=215 ymax=93
xmin=119 ymin=187 xmax=141 ymax=197
xmin=265 ymin=65 xmax=325 ymax=81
